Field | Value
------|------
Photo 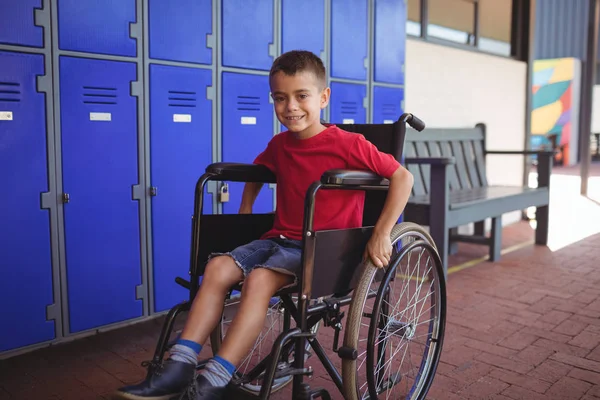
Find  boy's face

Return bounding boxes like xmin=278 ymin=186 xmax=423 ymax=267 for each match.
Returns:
xmin=269 ymin=71 xmax=330 ymax=136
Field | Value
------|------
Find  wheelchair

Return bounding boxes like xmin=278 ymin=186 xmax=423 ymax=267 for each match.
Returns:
xmin=147 ymin=113 xmax=447 ymax=400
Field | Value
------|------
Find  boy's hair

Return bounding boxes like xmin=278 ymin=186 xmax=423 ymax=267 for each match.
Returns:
xmin=269 ymin=50 xmax=327 ymax=89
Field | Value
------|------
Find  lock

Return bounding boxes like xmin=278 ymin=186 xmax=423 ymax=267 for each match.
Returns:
xmin=219 ymin=183 xmax=229 ymax=203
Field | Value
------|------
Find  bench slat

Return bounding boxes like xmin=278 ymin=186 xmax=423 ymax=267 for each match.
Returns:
xmin=405 ymin=142 xmax=427 ymax=197
xmin=462 ymin=141 xmax=483 ymax=188
xmin=437 ymin=140 xmax=460 ymax=190
xmin=406 ymin=128 xmax=484 ymax=142
xmin=415 ymin=141 xmax=431 ymax=194
xmin=450 ymin=141 xmax=471 ymax=189
xmin=472 ymin=139 xmax=488 ymax=187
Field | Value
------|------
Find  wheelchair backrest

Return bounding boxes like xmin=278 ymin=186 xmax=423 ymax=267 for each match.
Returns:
xmin=336 ymin=120 xmax=407 ymax=227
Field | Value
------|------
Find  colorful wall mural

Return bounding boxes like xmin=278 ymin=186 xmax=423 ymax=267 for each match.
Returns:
xmin=531 ymin=57 xmax=580 ymax=166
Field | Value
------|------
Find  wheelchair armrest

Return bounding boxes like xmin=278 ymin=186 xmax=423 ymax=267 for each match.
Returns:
xmin=205 ymin=162 xmax=276 ymax=183
xmin=321 ymin=169 xmax=389 ymax=186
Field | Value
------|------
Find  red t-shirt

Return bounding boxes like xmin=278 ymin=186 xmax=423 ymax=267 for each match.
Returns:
xmin=253 ymin=125 xmax=401 ymax=241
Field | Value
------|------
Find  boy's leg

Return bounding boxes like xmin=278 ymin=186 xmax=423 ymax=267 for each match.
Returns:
xmin=197 ymin=267 xmax=293 ymax=389
xmin=114 ymin=255 xmax=243 ymax=399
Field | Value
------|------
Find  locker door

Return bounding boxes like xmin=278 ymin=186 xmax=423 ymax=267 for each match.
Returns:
xmin=374 ymin=0 xmax=406 ymax=85
xmin=60 ymin=56 xmax=142 ymax=333
xmin=0 ymin=51 xmax=54 ymax=352
xmin=221 ymin=72 xmax=274 ymax=213
xmin=0 ymin=1 xmax=44 ymax=47
xmin=150 ymin=64 xmax=213 ymax=313
xmin=330 ymin=0 xmax=368 ymax=81
xmin=329 ymin=82 xmax=366 ymax=124
xmin=57 ymin=0 xmax=137 ymax=56
xmin=222 ymin=0 xmax=274 ymax=70
xmin=281 ymin=0 xmax=324 ymax=56
xmin=148 ymin=0 xmax=212 ymax=64
xmin=373 ymin=86 xmax=404 ymax=124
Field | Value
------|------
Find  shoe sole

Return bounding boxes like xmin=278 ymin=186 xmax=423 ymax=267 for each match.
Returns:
xmin=111 ymin=391 xmax=180 ymax=400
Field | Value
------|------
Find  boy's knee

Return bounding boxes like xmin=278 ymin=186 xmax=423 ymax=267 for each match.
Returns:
xmin=243 ymin=268 xmax=292 ymax=295
xmin=203 ymin=255 xmax=242 ymax=287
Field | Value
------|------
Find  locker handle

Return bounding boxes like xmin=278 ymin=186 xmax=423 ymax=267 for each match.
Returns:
xmin=62 ymin=193 xmax=70 ymax=204
xmin=150 ymin=187 xmax=158 ymax=196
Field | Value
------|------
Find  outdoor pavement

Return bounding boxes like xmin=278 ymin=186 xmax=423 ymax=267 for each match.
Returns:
xmin=1 ymin=163 xmax=599 ymax=400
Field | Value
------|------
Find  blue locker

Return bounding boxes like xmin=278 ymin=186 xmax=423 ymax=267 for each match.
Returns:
xmin=282 ymin=0 xmax=324 ymax=56
xmin=374 ymin=0 xmax=406 ymax=84
xmin=57 ymin=0 xmax=137 ymax=57
xmin=222 ymin=0 xmax=274 ymax=70
xmin=222 ymin=72 xmax=274 ymax=213
xmin=330 ymin=0 xmax=368 ymax=81
xmin=0 ymin=1 xmax=44 ymax=47
xmin=59 ymin=56 xmax=142 ymax=333
xmin=0 ymin=51 xmax=54 ymax=352
xmin=150 ymin=64 xmax=213 ymax=313
xmin=329 ymin=82 xmax=366 ymax=124
xmin=148 ymin=0 xmax=212 ymax=64
xmin=373 ymin=86 xmax=404 ymax=124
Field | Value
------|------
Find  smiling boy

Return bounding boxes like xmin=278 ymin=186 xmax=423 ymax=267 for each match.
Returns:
xmin=115 ymin=50 xmax=413 ymax=400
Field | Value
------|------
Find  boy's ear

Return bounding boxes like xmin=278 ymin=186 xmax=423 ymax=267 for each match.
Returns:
xmin=320 ymin=87 xmax=331 ymax=109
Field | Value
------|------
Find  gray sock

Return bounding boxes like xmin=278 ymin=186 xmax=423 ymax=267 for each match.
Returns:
xmin=199 ymin=359 xmax=233 ymax=387
xmin=169 ymin=344 xmax=198 ymax=365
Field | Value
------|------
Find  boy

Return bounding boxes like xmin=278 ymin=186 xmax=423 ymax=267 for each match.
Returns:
xmin=115 ymin=50 xmax=413 ymax=400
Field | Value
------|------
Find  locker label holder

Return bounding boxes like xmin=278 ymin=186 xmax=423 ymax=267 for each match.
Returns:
xmin=173 ymin=114 xmax=192 ymax=123
xmin=343 ymin=118 xmax=355 ymax=124
xmin=241 ymin=116 xmax=257 ymax=125
xmin=0 ymin=111 xmax=13 ymax=121
xmin=90 ymin=112 xmax=112 ymax=122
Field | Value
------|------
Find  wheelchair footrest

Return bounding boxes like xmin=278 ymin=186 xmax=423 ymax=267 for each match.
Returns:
xmin=296 ymin=383 xmax=332 ymax=400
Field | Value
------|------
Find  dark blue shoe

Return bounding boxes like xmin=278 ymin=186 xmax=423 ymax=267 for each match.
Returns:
xmin=175 ymin=375 xmax=230 ymax=400
xmin=114 ymin=359 xmax=196 ymax=400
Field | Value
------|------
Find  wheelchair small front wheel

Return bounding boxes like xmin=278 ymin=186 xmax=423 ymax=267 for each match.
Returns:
xmin=341 ymin=222 xmax=446 ymax=400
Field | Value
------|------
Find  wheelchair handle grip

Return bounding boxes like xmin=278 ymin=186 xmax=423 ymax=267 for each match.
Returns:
xmin=402 ymin=113 xmax=425 ymax=132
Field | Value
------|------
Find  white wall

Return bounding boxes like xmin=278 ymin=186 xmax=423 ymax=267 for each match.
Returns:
xmin=404 ymin=38 xmax=528 ymax=226
xmin=592 ymin=85 xmax=600 ymax=133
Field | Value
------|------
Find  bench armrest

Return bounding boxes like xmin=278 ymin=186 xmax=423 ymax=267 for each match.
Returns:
xmin=486 ymin=150 xmax=556 ymax=156
xmin=205 ymin=162 xmax=276 ymax=183
xmin=321 ymin=169 xmax=389 ymax=186
xmin=404 ymin=157 xmax=455 ymax=165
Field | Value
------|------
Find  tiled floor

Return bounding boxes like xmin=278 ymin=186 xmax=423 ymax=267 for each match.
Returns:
xmin=1 ymin=163 xmax=600 ymax=400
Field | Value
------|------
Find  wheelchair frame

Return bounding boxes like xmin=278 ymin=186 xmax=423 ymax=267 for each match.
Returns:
xmin=148 ymin=113 xmax=444 ymax=400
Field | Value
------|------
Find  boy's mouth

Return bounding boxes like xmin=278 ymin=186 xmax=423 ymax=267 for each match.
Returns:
xmin=286 ymin=115 xmax=304 ymax=121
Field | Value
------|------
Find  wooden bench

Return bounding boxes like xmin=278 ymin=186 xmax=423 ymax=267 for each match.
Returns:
xmin=403 ymin=123 xmax=554 ymax=275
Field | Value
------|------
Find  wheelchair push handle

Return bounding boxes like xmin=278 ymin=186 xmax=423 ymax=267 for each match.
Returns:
xmin=401 ymin=113 xmax=425 ymax=132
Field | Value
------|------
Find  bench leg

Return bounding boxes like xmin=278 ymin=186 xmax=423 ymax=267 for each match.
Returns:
xmin=474 ymin=220 xmax=485 ymax=236
xmin=489 ymin=216 xmax=502 ymax=262
xmin=535 ymin=205 xmax=549 ymax=245
xmin=449 ymin=228 xmax=459 ymax=255
xmin=430 ymin=220 xmax=449 ymax=278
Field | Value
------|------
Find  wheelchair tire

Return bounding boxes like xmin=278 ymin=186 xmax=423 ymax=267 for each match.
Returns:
xmin=341 ymin=222 xmax=446 ymax=400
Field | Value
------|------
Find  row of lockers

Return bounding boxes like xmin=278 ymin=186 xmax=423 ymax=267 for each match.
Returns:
xmin=0 ymin=49 xmax=404 ymax=353
xmin=1 ymin=0 xmax=406 ymax=84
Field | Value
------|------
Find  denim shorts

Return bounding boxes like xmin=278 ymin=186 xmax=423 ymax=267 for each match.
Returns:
xmin=209 ymin=237 xmax=303 ymax=289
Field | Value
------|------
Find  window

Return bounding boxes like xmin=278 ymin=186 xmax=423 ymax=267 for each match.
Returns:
xmin=407 ymin=0 xmax=422 ymax=37
xmin=478 ymin=0 xmax=512 ymax=56
xmin=428 ymin=0 xmax=475 ymax=45
xmin=406 ymin=0 xmax=514 ymax=58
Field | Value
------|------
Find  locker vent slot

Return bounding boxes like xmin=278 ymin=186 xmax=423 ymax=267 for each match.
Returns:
xmin=168 ymin=90 xmax=197 ymax=108
xmin=340 ymin=101 xmax=357 ymax=115
xmin=237 ymin=95 xmax=260 ymax=111
xmin=382 ymin=103 xmax=397 ymax=117
xmin=83 ymin=86 xmax=118 ymax=105
xmin=0 ymin=81 xmax=21 ymax=102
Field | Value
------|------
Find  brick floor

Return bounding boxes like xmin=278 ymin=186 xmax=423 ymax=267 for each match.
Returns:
xmin=1 ymin=164 xmax=600 ymax=400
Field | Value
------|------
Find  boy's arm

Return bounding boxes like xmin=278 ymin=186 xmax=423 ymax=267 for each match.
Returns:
xmin=239 ymin=182 xmax=264 ymax=214
xmin=364 ymin=165 xmax=414 ymax=268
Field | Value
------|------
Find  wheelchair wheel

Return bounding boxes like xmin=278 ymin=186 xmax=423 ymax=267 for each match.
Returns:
xmin=210 ymin=293 xmax=318 ymax=396
xmin=342 ymin=222 xmax=446 ymax=400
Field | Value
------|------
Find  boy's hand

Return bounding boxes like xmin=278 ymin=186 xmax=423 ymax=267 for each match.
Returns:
xmin=364 ymin=230 xmax=393 ymax=268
